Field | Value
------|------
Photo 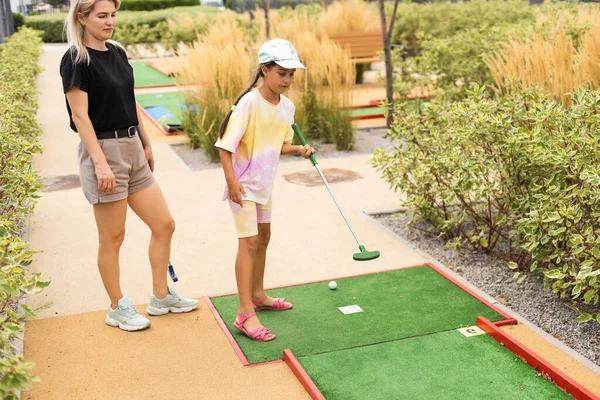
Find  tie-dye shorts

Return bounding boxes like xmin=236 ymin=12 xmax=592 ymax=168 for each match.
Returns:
xmin=228 ymin=197 xmax=272 ymax=238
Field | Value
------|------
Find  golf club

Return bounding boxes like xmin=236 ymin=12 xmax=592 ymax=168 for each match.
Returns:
xmin=292 ymin=124 xmax=380 ymax=261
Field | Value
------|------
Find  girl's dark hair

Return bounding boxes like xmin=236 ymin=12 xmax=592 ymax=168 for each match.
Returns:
xmin=218 ymin=62 xmax=277 ymax=138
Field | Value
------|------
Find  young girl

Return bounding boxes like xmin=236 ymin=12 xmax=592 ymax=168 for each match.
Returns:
xmin=60 ymin=0 xmax=197 ymax=331
xmin=216 ymin=38 xmax=315 ymax=341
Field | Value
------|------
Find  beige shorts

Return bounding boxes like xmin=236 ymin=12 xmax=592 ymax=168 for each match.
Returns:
xmin=77 ymin=135 xmax=156 ymax=204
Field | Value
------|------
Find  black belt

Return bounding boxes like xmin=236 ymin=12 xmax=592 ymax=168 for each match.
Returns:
xmin=96 ymin=126 xmax=137 ymax=140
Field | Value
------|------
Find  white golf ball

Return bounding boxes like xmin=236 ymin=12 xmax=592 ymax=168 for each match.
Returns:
xmin=328 ymin=281 xmax=337 ymax=290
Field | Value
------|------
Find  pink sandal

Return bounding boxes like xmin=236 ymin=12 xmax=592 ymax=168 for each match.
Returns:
xmin=252 ymin=294 xmax=293 ymax=311
xmin=233 ymin=311 xmax=276 ymax=342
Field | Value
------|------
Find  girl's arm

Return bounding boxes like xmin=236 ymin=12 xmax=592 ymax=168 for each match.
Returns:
xmin=281 ymin=143 xmax=301 ymax=155
xmin=136 ymin=108 xmax=155 ymax=172
xmin=66 ymin=87 xmax=116 ymax=193
xmin=219 ymin=148 xmax=246 ymax=206
xmin=282 ymin=143 xmax=315 ymax=158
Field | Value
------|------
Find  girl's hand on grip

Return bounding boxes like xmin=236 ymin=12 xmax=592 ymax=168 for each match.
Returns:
xmin=299 ymin=144 xmax=315 ymax=159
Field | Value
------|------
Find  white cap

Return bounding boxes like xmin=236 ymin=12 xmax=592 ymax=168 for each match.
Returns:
xmin=258 ymin=38 xmax=307 ymax=70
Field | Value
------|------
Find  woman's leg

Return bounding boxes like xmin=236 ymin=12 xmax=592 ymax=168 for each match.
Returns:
xmin=93 ymin=199 xmax=128 ymax=309
xmin=127 ymin=182 xmax=174 ymax=299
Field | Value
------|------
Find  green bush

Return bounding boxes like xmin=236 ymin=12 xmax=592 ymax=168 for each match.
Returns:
xmin=396 ymin=24 xmax=530 ymax=101
xmin=119 ymin=0 xmax=198 ymax=11
xmin=24 ymin=6 xmax=218 ymax=43
xmin=391 ymin=0 xmax=537 ymax=58
xmin=372 ymin=84 xmax=600 ymax=321
xmin=0 ymin=27 xmax=50 ymax=399
xmin=23 ymin=13 xmax=65 ymax=42
xmin=507 ymin=89 xmax=600 ymax=316
xmin=12 ymin=13 xmax=25 ymax=32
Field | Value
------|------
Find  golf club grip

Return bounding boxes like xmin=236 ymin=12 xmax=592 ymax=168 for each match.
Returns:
xmin=292 ymin=124 xmax=317 ymax=166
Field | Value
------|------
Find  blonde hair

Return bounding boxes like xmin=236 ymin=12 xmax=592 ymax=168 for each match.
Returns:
xmin=64 ymin=0 xmax=121 ymax=64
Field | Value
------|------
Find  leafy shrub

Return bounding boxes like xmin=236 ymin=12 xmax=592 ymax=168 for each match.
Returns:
xmin=396 ymin=24 xmax=530 ymax=101
xmin=391 ymin=0 xmax=537 ymax=58
xmin=0 ymin=27 xmax=50 ymax=399
xmin=23 ymin=13 xmax=65 ymax=42
xmin=508 ymin=89 xmax=600 ymax=315
xmin=372 ymin=84 xmax=600 ymax=321
xmin=12 ymin=13 xmax=25 ymax=32
xmin=373 ymin=85 xmax=521 ymax=254
xmin=24 ymin=6 xmax=218 ymax=43
xmin=161 ymin=12 xmax=213 ymax=50
xmin=119 ymin=0 xmax=198 ymax=11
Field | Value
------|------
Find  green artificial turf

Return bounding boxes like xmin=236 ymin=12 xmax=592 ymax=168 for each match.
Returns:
xmin=298 ymin=330 xmax=572 ymax=400
xmin=130 ymin=61 xmax=175 ymax=88
xmin=135 ymin=91 xmax=184 ymax=126
xmin=211 ymin=266 xmax=505 ymax=364
xmin=351 ymin=106 xmax=383 ymax=118
xmin=350 ymin=100 xmax=424 ymax=118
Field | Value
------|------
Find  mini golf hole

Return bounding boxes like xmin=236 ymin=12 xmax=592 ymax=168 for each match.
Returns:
xmin=284 ymin=168 xmax=362 ymax=187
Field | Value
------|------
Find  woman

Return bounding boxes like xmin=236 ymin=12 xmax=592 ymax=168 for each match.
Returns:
xmin=60 ymin=0 xmax=197 ymax=331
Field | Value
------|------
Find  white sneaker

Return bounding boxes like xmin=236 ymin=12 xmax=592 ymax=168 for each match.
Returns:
xmin=146 ymin=287 xmax=199 ymax=316
xmin=105 ymin=297 xmax=151 ymax=331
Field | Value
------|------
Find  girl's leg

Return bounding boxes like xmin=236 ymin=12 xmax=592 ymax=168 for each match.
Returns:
xmin=127 ymin=182 xmax=174 ymax=299
xmin=236 ymin=235 xmax=264 ymax=332
xmin=93 ymin=199 xmax=128 ymax=309
xmin=251 ymin=223 xmax=271 ymax=301
xmin=230 ymin=200 xmax=271 ymax=334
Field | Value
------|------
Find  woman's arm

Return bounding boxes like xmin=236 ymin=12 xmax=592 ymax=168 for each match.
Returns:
xmin=136 ymin=108 xmax=154 ymax=172
xmin=66 ymin=87 xmax=116 ymax=193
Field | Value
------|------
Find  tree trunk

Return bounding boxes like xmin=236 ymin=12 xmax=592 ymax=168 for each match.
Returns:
xmin=263 ymin=0 xmax=270 ymax=39
xmin=378 ymin=0 xmax=399 ymax=129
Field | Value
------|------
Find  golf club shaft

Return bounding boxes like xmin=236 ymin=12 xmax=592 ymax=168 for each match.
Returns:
xmin=292 ymin=124 xmax=364 ymax=247
xmin=314 ymin=163 xmax=362 ymax=247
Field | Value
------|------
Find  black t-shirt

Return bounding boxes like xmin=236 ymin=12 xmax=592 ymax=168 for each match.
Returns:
xmin=60 ymin=43 xmax=138 ymax=133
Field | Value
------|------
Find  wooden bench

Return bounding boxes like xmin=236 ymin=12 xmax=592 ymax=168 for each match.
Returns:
xmin=328 ymin=31 xmax=383 ymax=65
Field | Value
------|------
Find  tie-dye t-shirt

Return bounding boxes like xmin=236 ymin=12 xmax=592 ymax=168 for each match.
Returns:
xmin=215 ymin=89 xmax=295 ymax=205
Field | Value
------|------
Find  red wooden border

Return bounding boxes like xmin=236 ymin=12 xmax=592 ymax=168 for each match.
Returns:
xmin=203 ymin=296 xmax=250 ymax=366
xmin=352 ymin=112 xmax=385 ymax=121
xmin=494 ymin=318 xmax=519 ymax=327
xmin=369 ymin=95 xmax=431 ymax=106
xmin=425 ymin=262 xmax=513 ymax=322
xmin=283 ymin=349 xmax=326 ymax=400
xmin=477 ymin=316 xmax=600 ymax=400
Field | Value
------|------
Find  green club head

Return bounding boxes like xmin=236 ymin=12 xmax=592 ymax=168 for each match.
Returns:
xmin=353 ymin=245 xmax=380 ymax=261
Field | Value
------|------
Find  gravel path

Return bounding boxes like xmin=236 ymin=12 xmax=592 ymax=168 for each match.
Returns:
xmin=374 ymin=212 xmax=600 ymax=367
